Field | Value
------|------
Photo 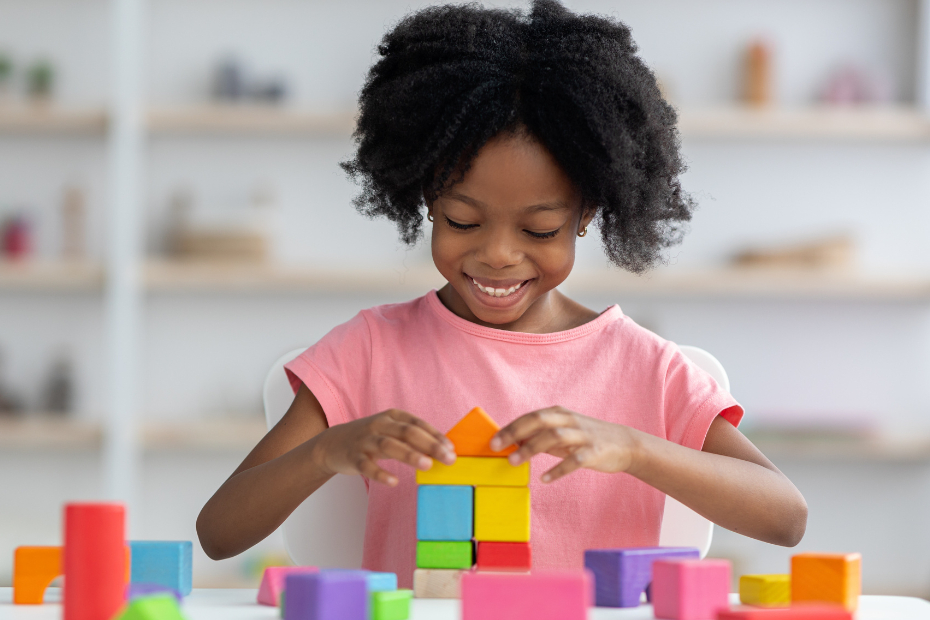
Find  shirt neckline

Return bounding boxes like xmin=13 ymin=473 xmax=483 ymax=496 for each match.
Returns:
xmin=425 ymin=289 xmax=624 ymax=345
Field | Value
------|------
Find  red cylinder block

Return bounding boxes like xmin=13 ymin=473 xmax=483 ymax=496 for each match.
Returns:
xmin=64 ymin=503 xmax=126 ymax=620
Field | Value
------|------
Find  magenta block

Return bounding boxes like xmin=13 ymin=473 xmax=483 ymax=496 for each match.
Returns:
xmin=584 ymin=547 xmax=700 ymax=607
xmin=461 ymin=571 xmax=592 ymax=620
xmin=257 ymin=566 xmax=319 ymax=606
xmin=284 ymin=572 xmax=367 ymax=620
xmin=652 ymin=559 xmax=730 ymax=620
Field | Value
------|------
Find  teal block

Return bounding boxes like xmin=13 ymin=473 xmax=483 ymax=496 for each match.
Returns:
xmin=366 ymin=572 xmax=397 ymax=592
xmin=129 ymin=541 xmax=193 ymax=596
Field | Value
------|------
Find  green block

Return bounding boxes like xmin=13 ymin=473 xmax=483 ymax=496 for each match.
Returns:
xmin=371 ymin=589 xmax=412 ymax=620
xmin=115 ymin=594 xmax=186 ymax=620
xmin=416 ymin=540 xmax=473 ymax=569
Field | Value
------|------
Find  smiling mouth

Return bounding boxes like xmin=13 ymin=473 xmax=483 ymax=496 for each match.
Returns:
xmin=470 ymin=277 xmax=531 ymax=298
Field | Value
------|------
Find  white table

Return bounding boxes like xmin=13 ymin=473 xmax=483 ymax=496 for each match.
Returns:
xmin=1 ymin=588 xmax=928 ymax=619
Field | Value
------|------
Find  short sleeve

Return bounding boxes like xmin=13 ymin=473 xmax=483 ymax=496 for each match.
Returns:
xmin=663 ymin=347 xmax=744 ymax=451
xmin=283 ymin=311 xmax=373 ymax=427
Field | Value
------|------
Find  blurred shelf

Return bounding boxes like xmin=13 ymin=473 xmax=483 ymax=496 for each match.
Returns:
xmin=678 ymin=106 xmax=930 ymax=141
xmin=147 ymin=105 xmax=356 ymax=136
xmin=0 ymin=260 xmax=105 ymax=292
xmin=751 ymin=435 xmax=930 ymax=462
xmin=0 ymin=105 xmax=108 ymax=136
xmin=0 ymin=417 xmax=102 ymax=450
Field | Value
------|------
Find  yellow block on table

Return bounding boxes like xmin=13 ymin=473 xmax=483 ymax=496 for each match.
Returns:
xmin=739 ymin=574 xmax=790 ymax=607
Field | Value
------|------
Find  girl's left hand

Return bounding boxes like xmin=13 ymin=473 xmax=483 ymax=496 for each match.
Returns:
xmin=489 ymin=407 xmax=640 ymax=483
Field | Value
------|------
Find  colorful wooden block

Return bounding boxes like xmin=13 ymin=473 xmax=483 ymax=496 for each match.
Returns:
xmin=791 ymin=553 xmax=861 ymax=612
xmin=64 ymin=502 xmax=127 ymax=620
xmin=476 ymin=541 xmax=532 ymax=571
xmin=371 ymin=589 xmax=412 ymax=620
xmin=257 ymin=566 xmax=319 ymax=606
xmin=445 ymin=407 xmax=516 ymax=457
xmin=460 ymin=570 xmax=592 ymax=620
xmin=652 ymin=559 xmax=730 ymax=620
xmin=474 ymin=486 xmax=530 ymax=542
xmin=583 ymin=547 xmax=700 ymax=607
xmin=13 ymin=546 xmax=62 ymax=604
xmin=416 ymin=457 xmax=529 ymax=486
xmin=365 ymin=572 xmax=398 ymax=592
xmin=285 ymin=572 xmax=368 ymax=620
xmin=412 ymin=569 xmax=464 ymax=599
xmin=416 ymin=485 xmax=473 ymax=541
xmin=416 ymin=540 xmax=473 ymax=569
xmin=129 ymin=541 xmax=193 ymax=596
xmin=126 ymin=583 xmax=182 ymax=604
xmin=114 ymin=594 xmax=186 ymax=620
xmin=740 ymin=574 xmax=790 ymax=608
xmin=718 ymin=607 xmax=852 ymax=619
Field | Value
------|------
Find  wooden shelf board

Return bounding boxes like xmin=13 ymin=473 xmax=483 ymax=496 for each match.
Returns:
xmin=0 ymin=105 xmax=108 ymax=135
xmin=0 ymin=417 xmax=102 ymax=450
xmin=0 ymin=260 xmax=105 ymax=292
xmin=147 ymin=105 xmax=356 ymax=136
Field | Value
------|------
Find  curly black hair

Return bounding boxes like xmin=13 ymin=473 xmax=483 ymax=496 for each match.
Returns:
xmin=341 ymin=0 xmax=693 ymax=273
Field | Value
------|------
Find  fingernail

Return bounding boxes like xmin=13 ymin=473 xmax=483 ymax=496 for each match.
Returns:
xmin=419 ymin=457 xmax=432 ymax=470
xmin=508 ymin=453 xmax=521 ymax=465
xmin=387 ymin=476 xmax=398 ymax=486
xmin=541 ymin=474 xmax=551 ymax=483
xmin=489 ymin=437 xmax=501 ymax=451
xmin=444 ymin=450 xmax=457 ymax=464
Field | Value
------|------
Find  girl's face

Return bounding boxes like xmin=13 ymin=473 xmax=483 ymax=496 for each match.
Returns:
xmin=429 ymin=133 xmax=595 ymax=331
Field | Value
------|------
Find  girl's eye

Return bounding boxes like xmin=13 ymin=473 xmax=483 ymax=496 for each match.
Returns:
xmin=526 ymin=228 xmax=560 ymax=239
xmin=444 ymin=217 xmax=477 ymax=231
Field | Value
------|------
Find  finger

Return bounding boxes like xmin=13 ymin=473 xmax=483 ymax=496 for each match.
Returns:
xmin=357 ymin=457 xmax=398 ymax=486
xmin=381 ymin=419 xmax=456 ymax=465
xmin=491 ymin=407 xmax=575 ymax=452
xmin=371 ymin=435 xmax=434 ymax=471
xmin=507 ymin=427 xmax=588 ymax=465
xmin=540 ymin=448 xmax=593 ymax=483
xmin=385 ymin=410 xmax=456 ymax=452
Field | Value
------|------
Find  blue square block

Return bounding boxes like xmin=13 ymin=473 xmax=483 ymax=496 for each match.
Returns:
xmin=584 ymin=547 xmax=699 ymax=608
xmin=416 ymin=485 xmax=473 ymax=541
xmin=320 ymin=569 xmax=396 ymax=593
xmin=285 ymin=571 xmax=368 ymax=620
xmin=128 ymin=541 xmax=193 ymax=596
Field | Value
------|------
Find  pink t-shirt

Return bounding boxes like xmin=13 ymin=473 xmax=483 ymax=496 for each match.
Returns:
xmin=284 ymin=290 xmax=742 ymax=587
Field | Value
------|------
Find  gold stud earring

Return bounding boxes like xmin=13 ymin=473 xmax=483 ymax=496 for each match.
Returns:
xmin=577 ymin=227 xmax=587 ymax=238
xmin=427 ymin=213 xmax=434 ymax=222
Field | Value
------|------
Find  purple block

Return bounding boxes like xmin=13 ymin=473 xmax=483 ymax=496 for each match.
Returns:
xmin=584 ymin=547 xmax=700 ymax=608
xmin=284 ymin=571 xmax=368 ymax=620
xmin=125 ymin=582 xmax=183 ymax=603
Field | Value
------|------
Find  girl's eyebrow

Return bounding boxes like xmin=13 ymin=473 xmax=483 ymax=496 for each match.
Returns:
xmin=444 ymin=191 xmax=570 ymax=213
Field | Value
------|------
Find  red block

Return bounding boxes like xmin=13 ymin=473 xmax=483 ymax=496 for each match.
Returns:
xmin=718 ymin=606 xmax=853 ymax=619
xmin=476 ymin=542 xmax=531 ymax=571
xmin=64 ymin=503 xmax=126 ymax=620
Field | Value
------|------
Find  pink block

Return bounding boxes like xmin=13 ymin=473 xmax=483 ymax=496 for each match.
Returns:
xmin=652 ymin=559 xmax=731 ymax=620
xmin=461 ymin=570 xmax=592 ymax=620
xmin=257 ymin=566 xmax=319 ymax=606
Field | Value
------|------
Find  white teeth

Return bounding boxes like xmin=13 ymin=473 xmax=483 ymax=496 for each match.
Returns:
xmin=472 ymin=278 xmax=524 ymax=298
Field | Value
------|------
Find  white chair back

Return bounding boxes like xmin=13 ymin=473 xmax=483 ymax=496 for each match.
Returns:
xmin=263 ymin=344 xmax=729 ymax=566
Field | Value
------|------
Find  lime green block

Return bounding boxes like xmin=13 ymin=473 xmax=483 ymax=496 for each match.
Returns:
xmin=416 ymin=540 xmax=473 ymax=569
xmin=371 ymin=589 xmax=413 ymax=620
xmin=115 ymin=595 xmax=187 ymax=620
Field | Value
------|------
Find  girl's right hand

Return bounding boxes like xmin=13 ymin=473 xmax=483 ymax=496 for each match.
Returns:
xmin=312 ymin=409 xmax=457 ymax=486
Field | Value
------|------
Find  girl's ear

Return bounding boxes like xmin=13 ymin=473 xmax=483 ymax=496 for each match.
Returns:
xmin=579 ymin=205 xmax=597 ymax=230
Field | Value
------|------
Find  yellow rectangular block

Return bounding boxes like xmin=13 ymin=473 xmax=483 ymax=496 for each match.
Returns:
xmin=791 ymin=552 xmax=861 ymax=612
xmin=416 ymin=457 xmax=529 ymax=487
xmin=474 ymin=486 xmax=530 ymax=542
xmin=739 ymin=574 xmax=790 ymax=607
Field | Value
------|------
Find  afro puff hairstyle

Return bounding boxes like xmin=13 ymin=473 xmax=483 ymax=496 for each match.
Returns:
xmin=341 ymin=0 xmax=693 ymax=273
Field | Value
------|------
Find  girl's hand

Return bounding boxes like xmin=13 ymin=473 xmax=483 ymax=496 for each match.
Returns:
xmin=489 ymin=407 xmax=639 ymax=483
xmin=313 ymin=409 xmax=457 ymax=486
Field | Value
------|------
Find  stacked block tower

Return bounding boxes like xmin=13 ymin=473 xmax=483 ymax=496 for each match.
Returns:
xmin=413 ymin=407 xmax=532 ymax=598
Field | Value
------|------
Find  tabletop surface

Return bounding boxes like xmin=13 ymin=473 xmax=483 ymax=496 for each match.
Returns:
xmin=0 ymin=588 xmax=928 ymax=619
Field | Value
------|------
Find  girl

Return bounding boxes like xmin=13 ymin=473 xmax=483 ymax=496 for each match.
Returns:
xmin=197 ymin=0 xmax=807 ymax=587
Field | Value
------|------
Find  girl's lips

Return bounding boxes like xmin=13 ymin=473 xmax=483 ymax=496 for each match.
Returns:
xmin=465 ymin=273 xmax=533 ymax=310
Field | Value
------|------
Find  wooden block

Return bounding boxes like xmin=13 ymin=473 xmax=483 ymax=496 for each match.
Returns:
xmin=64 ymin=502 xmax=127 ymax=620
xmin=129 ymin=541 xmax=193 ymax=596
xmin=476 ymin=541 xmax=532 ymax=571
xmin=474 ymin=486 xmax=530 ymax=542
xmin=445 ymin=407 xmax=516 ymax=457
xmin=416 ymin=457 xmax=528 ymax=487
xmin=583 ymin=546 xmax=700 ymax=607
xmin=652 ymin=559 xmax=730 ymax=620
xmin=718 ymin=607 xmax=852 ymax=619
xmin=460 ymin=571 xmax=591 ymax=620
xmin=416 ymin=540 xmax=473 ymax=569
xmin=413 ymin=569 xmax=464 ymax=599
xmin=371 ymin=589 xmax=412 ymax=620
xmin=13 ymin=546 xmax=62 ymax=604
xmin=740 ymin=574 xmax=790 ymax=608
xmin=365 ymin=572 xmax=398 ymax=592
xmin=791 ymin=553 xmax=861 ymax=612
xmin=257 ymin=566 xmax=319 ymax=606
xmin=284 ymin=572 xmax=368 ymax=620
xmin=416 ymin=485 xmax=473 ymax=541
xmin=113 ymin=594 xmax=186 ymax=620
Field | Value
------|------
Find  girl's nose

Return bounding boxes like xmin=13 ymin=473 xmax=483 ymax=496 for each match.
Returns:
xmin=476 ymin=230 xmax=523 ymax=270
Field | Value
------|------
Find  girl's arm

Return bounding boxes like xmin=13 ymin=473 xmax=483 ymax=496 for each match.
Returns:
xmin=491 ymin=409 xmax=807 ymax=547
xmin=196 ymin=384 xmax=456 ymax=560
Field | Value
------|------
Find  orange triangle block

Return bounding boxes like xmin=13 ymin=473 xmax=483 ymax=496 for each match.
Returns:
xmin=446 ymin=407 xmax=516 ymax=456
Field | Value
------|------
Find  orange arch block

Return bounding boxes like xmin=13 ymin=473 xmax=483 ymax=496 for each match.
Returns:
xmin=14 ymin=546 xmax=62 ymax=604
xmin=446 ymin=407 xmax=516 ymax=457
